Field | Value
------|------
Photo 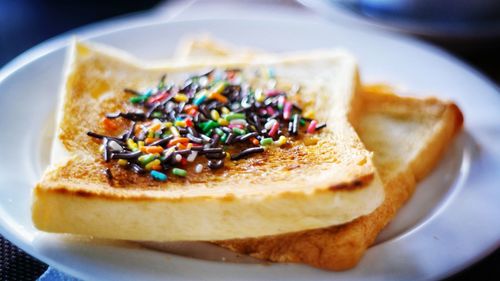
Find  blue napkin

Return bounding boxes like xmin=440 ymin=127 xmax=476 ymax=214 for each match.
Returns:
xmin=38 ymin=267 xmax=80 ymax=281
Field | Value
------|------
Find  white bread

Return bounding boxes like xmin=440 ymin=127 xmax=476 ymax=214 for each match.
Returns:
xmin=32 ymin=41 xmax=384 ymax=241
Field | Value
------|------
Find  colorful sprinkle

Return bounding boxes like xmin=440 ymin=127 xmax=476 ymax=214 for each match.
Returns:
xmin=229 ymin=119 xmax=247 ymax=126
xmin=129 ymin=96 xmax=146 ymax=104
xmin=145 ymin=159 xmax=161 ymax=170
xmin=217 ymin=118 xmax=229 ymax=126
xmin=232 ymin=127 xmax=245 ymax=135
xmin=255 ymin=89 xmax=265 ymax=103
xmin=174 ymin=93 xmax=189 ymax=102
xmin=170 ymin=126 xmax=180 ymax=137
xmin=168 ymin=137 xmax=189 ymax=147
xmin=264 ymin=119 xmax=277 ymax=130
xmin=283 ymin=101 xmax=293 ymax=120
xmin=174 ymin=120 xmax=187 ymax=127
xmin=150 ymin=170 xmax=167 ymax=181
xmin=195 ymin=164 xmax=203 ymax=173
xmin=221 ymin=107 xmax=230 ymax=115
xmin=303 ymin=109 xmax=315 ymax=119
xmin=174 ymin=154 xmax=182 ymax=163
xmin=307 ymin=120 xmax=318 ymax=134
xmin=193 ymin=91 xmax=207 ymax=105
xmin=138 ymin=154 xmax=156 ymax=166
xmin=210 ymin=109 xmax=220 ymax=121
xmin=200 ymin=120 xmax=219 ymax=132
xmin=186 ymin=151 xmax=198 ymax=162
xmin=268 ymin=122 xmax=279 ymax=137
xmin=274 ymin=136 xmax=287 ymax=147
xmin=127 ymin=139 xmax=138 ymax=151
xmin=140 ymin=146 xmax=164 ymax=154
xmin=108 ymin=140 xmax=123 ymax=152
xmin=220 ymin=133 xmax=228 ymax=143
xmin=172 ymin=168 xmax=187 ymax=177
xmin=260 ymin=138 xmax=273 ymax=146
xmin=88 ymin=69 xmax=327 ymax=183
xmin=224 ymin=113 xmax=246 ymax=121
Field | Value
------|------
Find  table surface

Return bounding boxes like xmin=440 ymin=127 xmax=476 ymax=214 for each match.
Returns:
xmin=0 ymin=0 xmax=498 ymax=280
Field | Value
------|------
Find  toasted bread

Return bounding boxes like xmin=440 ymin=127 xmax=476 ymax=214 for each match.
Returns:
xmin=32 ymin=41 xmax=385 ymax=241
xmin=175 ymin=35 xmax=261 ymax=60
xmin=176 ymin=38 xmax=463 ymax=270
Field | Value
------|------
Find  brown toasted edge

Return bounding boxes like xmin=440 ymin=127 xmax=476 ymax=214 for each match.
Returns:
xmin=328 ymin=173 xmax=374 ymax=191
xmin=34 ymin=169 xmax=375 ymax=202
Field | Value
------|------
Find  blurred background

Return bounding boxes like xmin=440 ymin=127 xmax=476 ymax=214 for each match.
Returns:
xmin=1 ymin=0 xmax=499 ymax=82
xmin=0 ymin=0 xmax=498 ymax=280
xmin=0 ymin=0 xmax=160 ymax=67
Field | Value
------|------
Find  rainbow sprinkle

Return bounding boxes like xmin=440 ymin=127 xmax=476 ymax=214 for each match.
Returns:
xmin=87 ymin=68 xmax=326 ymax=182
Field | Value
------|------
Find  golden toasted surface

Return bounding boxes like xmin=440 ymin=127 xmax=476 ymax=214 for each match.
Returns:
xmin=48 ymin=42 xmax=375 ymax=195
xmin=32 ymin=41 xmax=385 ymax=241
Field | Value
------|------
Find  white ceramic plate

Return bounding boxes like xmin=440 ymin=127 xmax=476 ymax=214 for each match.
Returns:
xmin=0 ymin=17 xmax=499 ymax=281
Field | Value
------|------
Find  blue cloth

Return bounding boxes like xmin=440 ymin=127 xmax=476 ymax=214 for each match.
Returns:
xmin=38 ymin=267 xmax=80 ymax=281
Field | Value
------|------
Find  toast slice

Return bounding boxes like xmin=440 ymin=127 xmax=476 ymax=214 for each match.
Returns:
xmin=32 ymin=41 xmax=385 ymax=241
xmin=176 ymin=38 xmax=463 ymax=270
